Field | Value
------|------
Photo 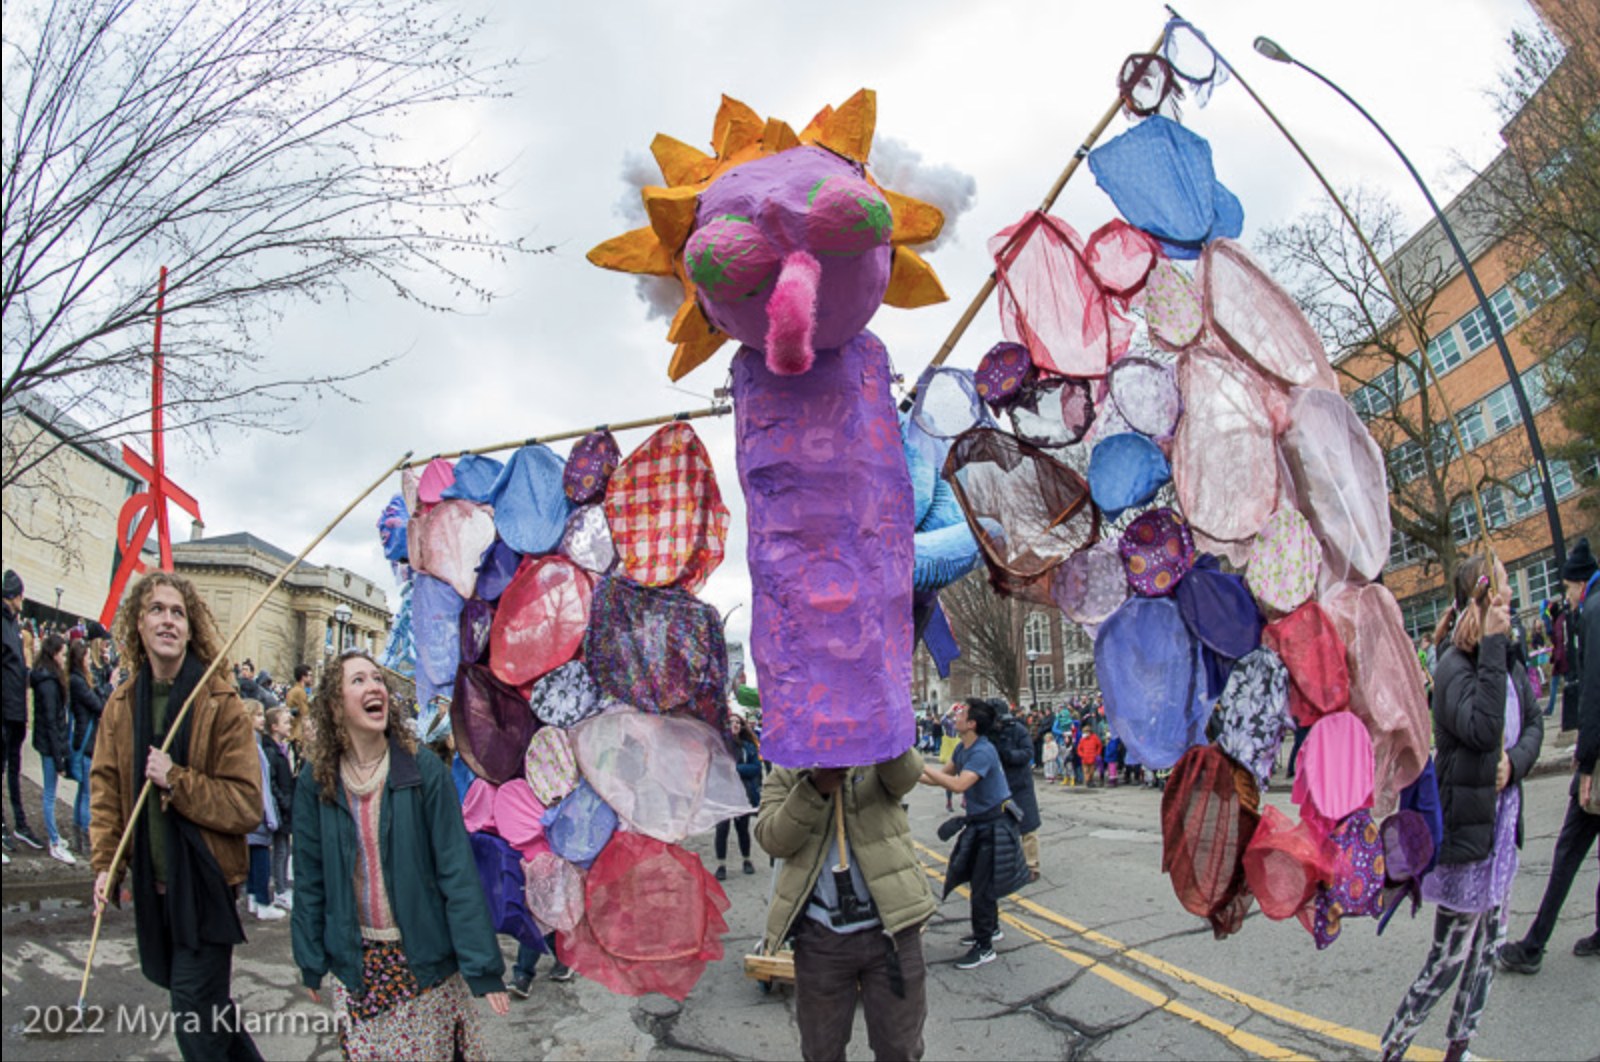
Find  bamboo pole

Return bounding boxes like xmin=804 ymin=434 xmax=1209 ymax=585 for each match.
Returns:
xmin=402 ymin=403 xmax=732 ymax=469
xmin=1171 ymin=5 xmax=1502 ymax=584
xmin=76 ymin=449 xmax=415 ymax=1010
xmin=902 ymin=24 xmax=1170 ymax=406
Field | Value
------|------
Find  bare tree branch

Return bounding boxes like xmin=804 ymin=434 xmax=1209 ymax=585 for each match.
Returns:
xmin=2 ymin=0 xmax=552 ymax=535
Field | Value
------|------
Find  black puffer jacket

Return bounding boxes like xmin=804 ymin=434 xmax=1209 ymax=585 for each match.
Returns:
xmin=1432 ymin=633 xmax=1542 ymax=865
xmin=1 ymin=603 xmax=25 ymax=725
xmin=993 ymin=714 xmax=1041 ymax=833
xmin=29 ymin=665 xmax=71 ymax=772
xmin=942 ymin=803 xmax=1030 ymax=900
xmin=68 ymin=672 xmax=104 ymax=758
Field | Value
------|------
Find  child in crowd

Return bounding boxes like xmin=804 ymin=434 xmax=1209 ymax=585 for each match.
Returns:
xmin=1041 ymin=733 xmax=1060 ymax=783
xmin=263 ymin=707 xmax=297 ymax=910
xmin=1077 ymin=727 xmax=1103 ymax=789
xmin=244 ymin=701 xmax=285 ymax=922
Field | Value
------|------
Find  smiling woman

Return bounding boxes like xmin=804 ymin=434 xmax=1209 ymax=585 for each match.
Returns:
xmin=292 ymin=649 xmax=510 ymax=1059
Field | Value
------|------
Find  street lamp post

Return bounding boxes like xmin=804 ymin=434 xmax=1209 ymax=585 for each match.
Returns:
xmin=333 ymin=604 xmax=353 ymax=653
xmin=54 ymin=586 xmax=64 ymax=617
xmin=1253 ymin=36 xmax=1568 ymax=570
xmin=1025 ymin=648 xmax=1040 ymax=712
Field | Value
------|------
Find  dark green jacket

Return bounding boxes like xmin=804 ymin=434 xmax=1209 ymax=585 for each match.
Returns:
xmin=291 ymin=742 xmax=504 ymax=997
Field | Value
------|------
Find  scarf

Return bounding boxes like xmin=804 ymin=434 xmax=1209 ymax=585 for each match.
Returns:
xmin=131 ymin=653 xmax=245 ymax=988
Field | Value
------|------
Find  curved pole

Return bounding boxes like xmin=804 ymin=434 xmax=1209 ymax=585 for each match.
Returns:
xmin=1257 ymin=35 xmax=1567 ymax=570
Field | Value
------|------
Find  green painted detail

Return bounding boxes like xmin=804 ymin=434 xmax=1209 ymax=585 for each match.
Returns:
xmin=853 ymin=195 xmax=893 ymax=241
xmin=688 ymin=245 xmax=732 ymax=295
xmin=718 ymin=214 xmax=753 ymax=224
xmin=807 ymin=177 xmax=831 ymax=205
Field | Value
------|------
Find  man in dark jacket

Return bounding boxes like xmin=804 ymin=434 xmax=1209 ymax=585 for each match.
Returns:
xmin=993 ymin=706 xmax=1042 ymax=882
xmin=2 ymin=570 xmax=45 ymax=853
xmin=1499 ymin=537 xmax=1600 ymax=973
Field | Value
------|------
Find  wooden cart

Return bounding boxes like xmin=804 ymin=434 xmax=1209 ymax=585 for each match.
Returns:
xmin=742 ymin=946 xmax=795 ymax=994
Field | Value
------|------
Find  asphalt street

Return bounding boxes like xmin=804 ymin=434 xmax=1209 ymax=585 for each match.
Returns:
xmin=2 ymin=756 xmax=1595 ymax=1061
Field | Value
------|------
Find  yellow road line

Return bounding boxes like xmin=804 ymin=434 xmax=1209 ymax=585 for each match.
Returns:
xmin=921 ymin=863 xmax=1312 ymax=1061
xmin=914 ymin=839 xmax=1445 ymax=1062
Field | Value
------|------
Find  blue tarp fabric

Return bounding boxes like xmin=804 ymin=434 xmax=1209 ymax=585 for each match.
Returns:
xmin=1095 ymin=597 xmax=1207 ymax=769
xmin=491 ymin=444 xmax=574 ymax=555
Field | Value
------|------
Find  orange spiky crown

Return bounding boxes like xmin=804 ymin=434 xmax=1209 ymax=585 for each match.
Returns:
xmin=588 ymin=89 xmax=949 ymax=380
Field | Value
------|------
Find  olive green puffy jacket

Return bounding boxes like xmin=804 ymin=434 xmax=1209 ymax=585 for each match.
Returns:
xmin=754 ymin=746 xmax=936 ymax=954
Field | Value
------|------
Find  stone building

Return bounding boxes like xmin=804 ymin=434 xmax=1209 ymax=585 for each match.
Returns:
xmin=1 ymin=392 xmax=139 ymax=623
xmin=169 ymin=532 xmax=391 ymax=683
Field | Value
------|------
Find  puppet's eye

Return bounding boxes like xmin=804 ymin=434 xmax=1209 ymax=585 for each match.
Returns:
xmin=806 ymin=176 xmax=892 ymax=256
xmin=685 ymin=216 xmax=779 ymax=303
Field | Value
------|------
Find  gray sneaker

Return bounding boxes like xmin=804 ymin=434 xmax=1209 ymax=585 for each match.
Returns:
xmin=548 ymin=962 xmax=575 ymax=982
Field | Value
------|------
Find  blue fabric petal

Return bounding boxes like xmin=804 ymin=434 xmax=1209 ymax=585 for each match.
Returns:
xmin=490 ymin=445 xmax=573 ymax=555
xmin=1088 ymin=432 xmax=1171 ymax=521
xmin=441 ymin=454 xmax=505 ymax=503
xmin=1090 ymin=117 xmax=1218 ymax=245
xmin=1095 ymin=597 xmax=1208 ymax=769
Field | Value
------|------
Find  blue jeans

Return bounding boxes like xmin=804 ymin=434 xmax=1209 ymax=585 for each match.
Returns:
xmin=74 ymin=777 xmax=90 ymax=833
xmin=514 ymin=933 xmax=559 ymax=979
xmin=1545 ymin=674 xmax=1562 ymax=716
xmin=39 ymin=757 xmax=62 ymax=845
xmin=247 ymin=844 xmax=272 ymax=905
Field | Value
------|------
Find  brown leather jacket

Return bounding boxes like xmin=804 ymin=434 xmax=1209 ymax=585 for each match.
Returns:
xmin=89 ymin=667 xmax=262 ymax=887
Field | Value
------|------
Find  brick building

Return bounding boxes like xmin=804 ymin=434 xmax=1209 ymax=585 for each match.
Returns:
xmin=1338 ymin=0 xmax=1598 ymax=638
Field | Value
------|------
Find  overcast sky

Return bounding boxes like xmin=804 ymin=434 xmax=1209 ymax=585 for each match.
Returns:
xmin=157 ymin=0 xmax=1539 ymax=655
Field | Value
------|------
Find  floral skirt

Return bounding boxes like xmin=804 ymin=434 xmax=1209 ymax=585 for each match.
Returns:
xmin=333 ymin=938 xmax=487 ymax=1061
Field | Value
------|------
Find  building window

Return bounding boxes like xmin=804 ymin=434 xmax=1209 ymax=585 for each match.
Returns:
xmin=1506 ymin=469 xmax=1543 ymax=520
xmin=1451 ymin=496 xmax=1480 ymax=543
xmin=1513 ymin=257 xmax=1564 ymax=306
xmin=1488 ymin=287 xmax=1521 ymax=333
xmin=1483 ymin=384 xmax=1520 ymax=436
xmin=1458 ymin=306 xmax=1493 ymax=353
xmin=1551 ymin=459 xmax=1581 ymax=500
xmin=1520 ymin=555 xmax=1561 ymax=608
xmin=1025 ymin=663 xmax=1054 ymax=698
xmin=1400 ymin=592 xmax=1449 ymax=642
xmin=1064 ymin=661 xmax=1097 ymax=692
xmin=1387 ymin=529 xmax=1433 ymax=570
xmin=1024 ymin=612 xmax=1052 ymax=655
xmin=1389 ymin=440 xmax=1427 ymax=485
xmin=1059 ymin=618 xmax=1091 ymax=656
xmin=1426 ymin=330 xmax=1464 ymax=375
xmin=1523 ymin=362 xmax=1553 ymax=413
xmin=1535 ymin=145 xmax=1576 ymax=187
xmin=1453 ymin=404 xmax=1487 ymax=452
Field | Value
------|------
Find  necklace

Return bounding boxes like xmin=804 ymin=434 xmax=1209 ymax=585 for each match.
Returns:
xmin=342 ymin=748 xmax=389 ymax=795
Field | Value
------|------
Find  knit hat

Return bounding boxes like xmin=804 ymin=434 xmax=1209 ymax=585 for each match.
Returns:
xmin=1561 ymin=537 xmax=1597 ymax=583
xmin=1 ymin=570 xmax=22 ymax=600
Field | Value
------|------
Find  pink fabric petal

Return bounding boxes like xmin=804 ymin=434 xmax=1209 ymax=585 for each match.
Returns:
xmin=416 ymin=457 xmax=457 ymax=505
xmin=1203 ymin=240 xmax=1337 ymax=391
xmin=1280 ymin=387 xmax=1392 ymax=584
xmin=1173 ymin=344 xmax=1277 ymax=545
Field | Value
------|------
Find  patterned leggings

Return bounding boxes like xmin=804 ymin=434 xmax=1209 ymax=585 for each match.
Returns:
xmin=1381 ymin=904 xmax=1505 ymax=1055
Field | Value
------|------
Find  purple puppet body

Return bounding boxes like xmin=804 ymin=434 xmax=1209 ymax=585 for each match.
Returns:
xmin=733 ymin=331 xmax=915 ymax=767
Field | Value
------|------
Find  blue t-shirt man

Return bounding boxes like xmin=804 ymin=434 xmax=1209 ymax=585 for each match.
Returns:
xmin=951 ymin=736 xmax=1010 ymax=816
